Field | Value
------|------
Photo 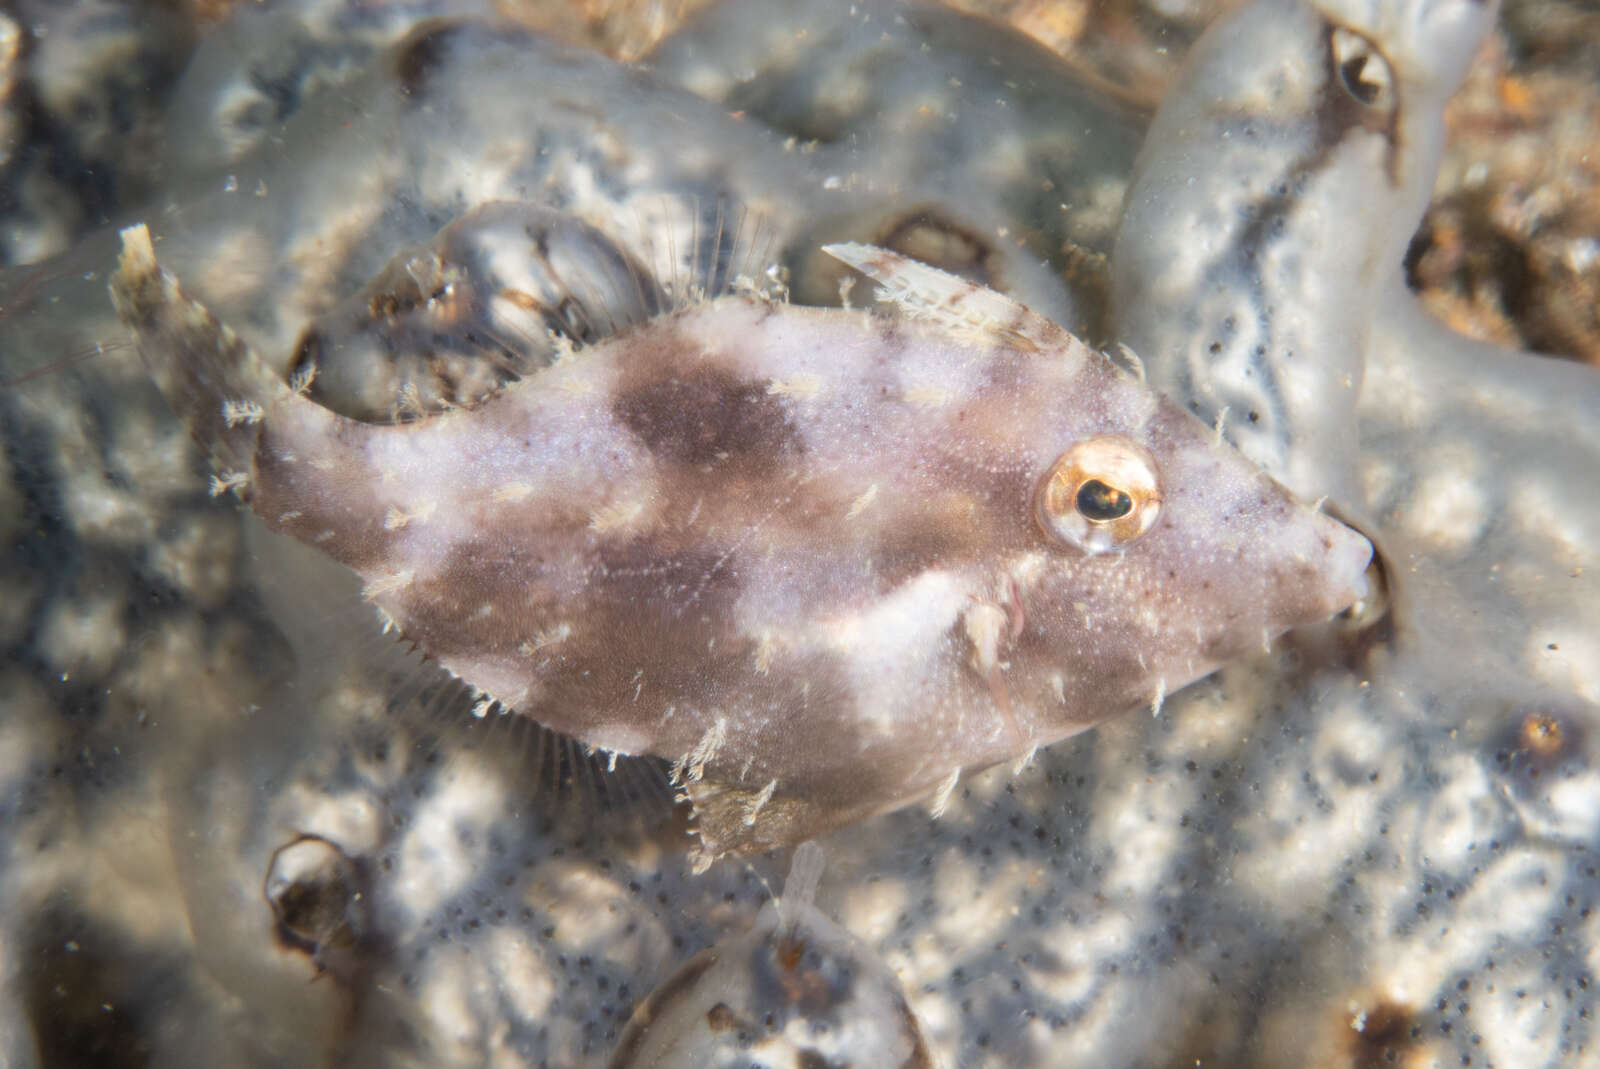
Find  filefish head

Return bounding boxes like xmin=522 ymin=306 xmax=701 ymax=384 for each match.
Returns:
xmin=1002 ymin=389 xmax=1375 ymax=735
xmin=813 ymin=244 xmax=1374 ymax=749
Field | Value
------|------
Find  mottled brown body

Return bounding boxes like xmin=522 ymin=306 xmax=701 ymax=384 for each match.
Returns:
xmin=110 ymin=223 xmax=1370 ymax=862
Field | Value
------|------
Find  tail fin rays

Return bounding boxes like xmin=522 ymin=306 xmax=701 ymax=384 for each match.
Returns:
xmin=109 ymin=224 xmax=284 ymax=489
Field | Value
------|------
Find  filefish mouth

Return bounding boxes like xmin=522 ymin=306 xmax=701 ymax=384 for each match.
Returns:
xmin=1324 ymin=518 xmax=1377 ymax=615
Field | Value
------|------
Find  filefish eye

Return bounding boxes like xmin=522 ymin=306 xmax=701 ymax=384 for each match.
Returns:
xmin=1330 ymin=27 xmax=1396 ymax=111
xmin=1075 ymin=479 xmax=1133 ymax=522
xmin=1036 ymin=436 xmax=1163 ymax=554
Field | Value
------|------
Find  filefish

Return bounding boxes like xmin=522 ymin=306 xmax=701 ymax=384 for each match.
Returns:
xmin=108 ymin=210 xmax=1372 ymax=865
xmin=609 ymin=842 xmax=932 ymax=1068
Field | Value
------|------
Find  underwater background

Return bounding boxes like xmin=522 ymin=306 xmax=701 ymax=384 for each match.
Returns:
xmin=1 ymin=0 xmax=1598 ymax=1065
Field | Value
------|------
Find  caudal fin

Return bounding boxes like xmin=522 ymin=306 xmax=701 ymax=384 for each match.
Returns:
xmin=108 ymin=224 xmax=285 ymax=495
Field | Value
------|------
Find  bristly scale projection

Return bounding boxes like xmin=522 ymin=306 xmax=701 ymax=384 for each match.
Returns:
xmin=108 ymin=218 xmax=1371 ymax=865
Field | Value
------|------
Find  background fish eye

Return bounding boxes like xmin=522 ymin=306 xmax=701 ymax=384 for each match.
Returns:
xmin=1330 ymin=26 xmax=1397 ymax=110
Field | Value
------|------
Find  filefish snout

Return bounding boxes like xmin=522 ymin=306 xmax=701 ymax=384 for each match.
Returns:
xmin=1233 ymin=494 xmax=1376 ymax=636
xmin=1311 ymin=515 xmax=1375 ymax=617
xmin=1135 ymin=425 xmax=1378 ymax=659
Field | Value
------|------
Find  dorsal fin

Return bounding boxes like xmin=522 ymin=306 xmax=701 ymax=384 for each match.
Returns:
xmin=822 ymin=241 xmax=1067 ymax=354
xmin=613 ymin=194 xmax=789 ymax=312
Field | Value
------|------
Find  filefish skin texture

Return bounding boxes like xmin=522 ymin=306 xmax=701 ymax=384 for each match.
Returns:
xmin=109 ymin=220 xmax=1371 ymax=864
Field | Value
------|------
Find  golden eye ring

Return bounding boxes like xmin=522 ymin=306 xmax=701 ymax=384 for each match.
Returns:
xmin=1036 ymin=436 xmax=1163 ymax=554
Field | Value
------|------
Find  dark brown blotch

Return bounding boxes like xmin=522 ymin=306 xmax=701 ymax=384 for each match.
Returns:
xmin=613 ymin=362 xmax=800 ymax=473
xmin=393 ymin=537 xmax=563 ymax=664
xmin=527 ymin=538 xmax=760 ymax=721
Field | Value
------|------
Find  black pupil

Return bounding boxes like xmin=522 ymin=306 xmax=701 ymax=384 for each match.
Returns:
xmin=1076 ymin=479 xmax=1133 ymax=522
xmin=1341 ymin=56 xmax=1379 ymax=104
